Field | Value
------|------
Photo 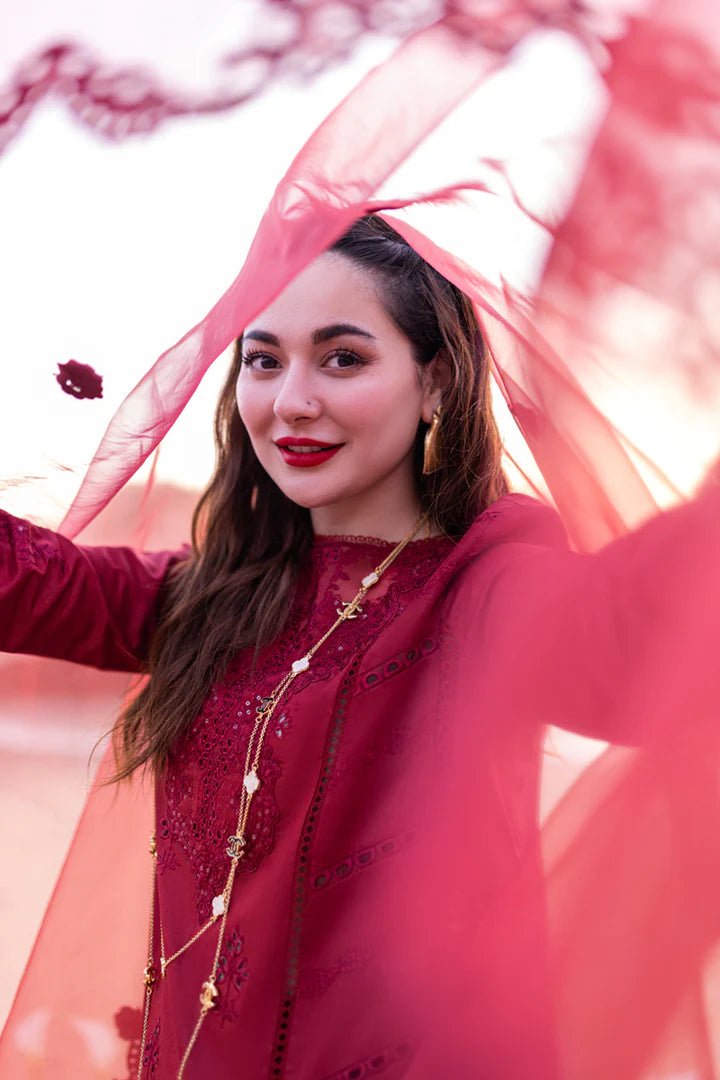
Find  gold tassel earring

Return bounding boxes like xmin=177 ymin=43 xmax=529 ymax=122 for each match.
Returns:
xmin=422 ymin=405 xmax=443 ymax=475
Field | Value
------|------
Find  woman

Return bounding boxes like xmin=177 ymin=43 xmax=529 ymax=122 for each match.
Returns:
xmin=2 ymin=215 xmax=720 ymax=1079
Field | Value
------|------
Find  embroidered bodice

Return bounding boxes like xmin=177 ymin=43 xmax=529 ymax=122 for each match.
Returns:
xmin=157 ymin=532 xmax=453 ymax=926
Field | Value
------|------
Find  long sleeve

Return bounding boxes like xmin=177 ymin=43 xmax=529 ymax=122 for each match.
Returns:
xmin=0 ymin=507 xmax=189 ymax=672
xmin=476 ymin=488 xmax=720 ymax=745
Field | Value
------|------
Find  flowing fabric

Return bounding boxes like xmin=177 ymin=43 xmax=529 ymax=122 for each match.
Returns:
xmin=1 ymin=0 xmax=720 ymax=1077
xmin=0 ymin=1 xmax=453 ymax=155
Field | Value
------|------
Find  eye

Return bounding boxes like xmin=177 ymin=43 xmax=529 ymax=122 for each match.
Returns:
xmin=241 ymin=350 xmax=280 ymax=371
xmin=323 ymin=349 xmax=367 ymax=370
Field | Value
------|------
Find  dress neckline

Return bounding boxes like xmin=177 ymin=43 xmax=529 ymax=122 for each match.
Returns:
xmin=312 ymin=532 xmax=454 ymax=550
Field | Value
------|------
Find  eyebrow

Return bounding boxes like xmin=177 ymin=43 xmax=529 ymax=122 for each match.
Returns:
xmin=243 ymin=322 xmax=377 ymax=346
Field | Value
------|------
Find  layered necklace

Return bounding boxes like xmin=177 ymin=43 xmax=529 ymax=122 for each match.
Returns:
xmin=137 ymin=513 xmax=429 ymax=1078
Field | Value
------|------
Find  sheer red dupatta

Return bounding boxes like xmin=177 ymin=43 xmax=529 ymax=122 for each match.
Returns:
xmin=3 ymin=0 xmax=720 ymax=1076
xmin=528 ymin=5 xmax=720 ymax=1071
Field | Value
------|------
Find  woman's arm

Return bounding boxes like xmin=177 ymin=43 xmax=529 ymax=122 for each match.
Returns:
xmin=483 ymin=487 xmax=720 ymax=745
xmin=0 ymin=508 xmax=189 ymax=672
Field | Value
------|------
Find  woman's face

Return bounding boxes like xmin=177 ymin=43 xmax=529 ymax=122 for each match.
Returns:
xmin=235 ymin=252 xmax=442 ymax=529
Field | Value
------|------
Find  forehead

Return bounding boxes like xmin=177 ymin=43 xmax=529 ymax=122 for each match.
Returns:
xmin=245 ymin=252 xmax=391 ymax=339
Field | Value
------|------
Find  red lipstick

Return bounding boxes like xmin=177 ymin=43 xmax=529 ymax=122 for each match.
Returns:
xmin=275 ymin=437 xmax=344 ymax=468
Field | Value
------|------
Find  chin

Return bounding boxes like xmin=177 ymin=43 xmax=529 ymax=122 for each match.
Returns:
xmin=279 ymin=489 xmax=344 ymax=511
xmin=266 ymin=475 xmax=332 ymax=508
xmin=272 ymin=475 xmax=364 ymax=513
xmin=280 ymin=492 xmax=323 ymax=510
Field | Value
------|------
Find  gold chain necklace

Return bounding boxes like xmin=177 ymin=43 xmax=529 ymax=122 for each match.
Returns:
xmin=137 ymin=514 xmax=429 ymax=1078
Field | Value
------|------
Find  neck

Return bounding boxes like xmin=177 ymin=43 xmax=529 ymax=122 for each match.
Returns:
xmin=311 ymin=506 xmax=426 ymax=543
xmin=310 ymin=481 xmax=433 ymax=543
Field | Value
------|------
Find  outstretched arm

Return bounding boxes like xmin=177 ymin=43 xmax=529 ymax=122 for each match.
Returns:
xmin=0 ymin=508 xmax=188 ymax=672
xmin=485 ymin=487 xmax=720 ymax=745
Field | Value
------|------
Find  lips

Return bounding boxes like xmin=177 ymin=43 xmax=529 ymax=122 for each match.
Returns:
xmin=275 ymin=437 xmax=344 ymax=468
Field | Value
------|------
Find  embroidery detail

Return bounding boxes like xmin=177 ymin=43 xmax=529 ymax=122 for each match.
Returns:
xmin=313 ymin=534 xmax=450 ymax=551
xmin=164 ymin=741 xmax=283 ymax=923
xmin=2 ymin=514 xmax=65 ymax=573
xmin=140 ymin=1019 xmax=160 ymax=1078
xmin=357 ymin=637 xmax=438 ymax=693
xmin=322 ymin=1040 xmax=413 ymax=1080
xmin=273 ymin=711 xmax=292 ymax=741
xmin=215 ymin=927 xmax=250 ymax=1028
xmin=298 ymin=950 xmax=370 ymax=999
xmin=311 ymin=831 xmax=417 ymax=891
xmin=159 ymin=537 xmax=449 ymax=925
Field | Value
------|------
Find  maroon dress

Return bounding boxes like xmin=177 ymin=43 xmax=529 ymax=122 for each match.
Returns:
xmin=1 ymin=491 xmax=720 ymax=1079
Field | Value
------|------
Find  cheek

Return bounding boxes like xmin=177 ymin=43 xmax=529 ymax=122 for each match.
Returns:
xmin=347 ymin=377 xmax=423 ymax=446
xmin=235 ymin=380 xmax=269 ymax=434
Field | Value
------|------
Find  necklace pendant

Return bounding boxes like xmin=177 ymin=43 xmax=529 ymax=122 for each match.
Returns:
xmin=143 ymin=963 xmax=157 ymax=988
xmin=226 ymin=834 xmax=247 ymax=859
xmin=200 ymin=980 xmax=219 ymax=1010
xmin=243 ymin=769 xmax=260 ymax=794
xmin=212 ymin=894 xmax=225 ymax=918
xmin=291 ymin=656 xmax=310 ymax=673
xmin=160 ymin=956 xmax=167 ymax=978
xmin=337 ymin=601 xmax=362 ymax=619
xmin=361 ymin=571 xmax=379 ymax=588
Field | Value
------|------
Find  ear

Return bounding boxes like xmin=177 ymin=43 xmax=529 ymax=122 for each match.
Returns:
xmin=420 ymin=350 xmax=452 ymax=424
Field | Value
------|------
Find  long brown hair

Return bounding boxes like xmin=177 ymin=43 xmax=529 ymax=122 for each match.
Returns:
xmin=111 ymin=215 xmax=507 ymax=781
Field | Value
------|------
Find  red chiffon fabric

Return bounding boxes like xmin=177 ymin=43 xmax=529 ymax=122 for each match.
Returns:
xmin=0 ymin=1 xmax=453 ymax=155
xmin=2 ymin=0 xmax=720 ymax=1076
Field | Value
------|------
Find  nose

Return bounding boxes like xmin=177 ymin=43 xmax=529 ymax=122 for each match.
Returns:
xmin=272 ymin=362 xmax=322 ymax=424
